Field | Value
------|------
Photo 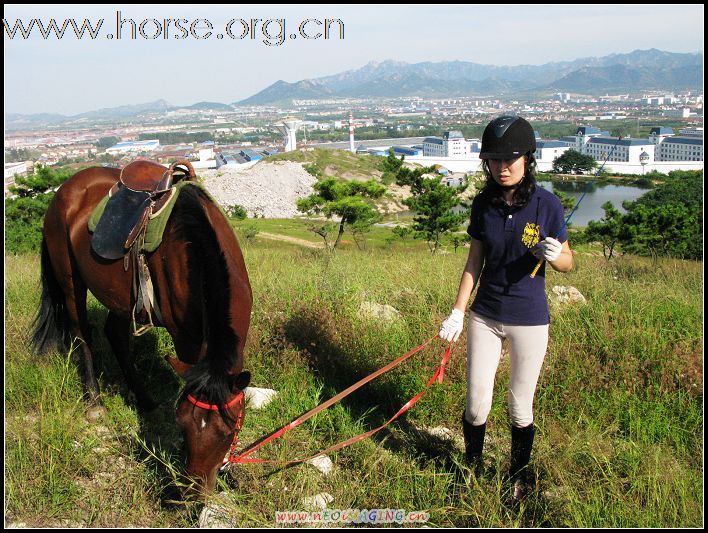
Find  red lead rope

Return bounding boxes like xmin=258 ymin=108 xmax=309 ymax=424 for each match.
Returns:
xmin=222 ymin=336 xmax=452 ymax=469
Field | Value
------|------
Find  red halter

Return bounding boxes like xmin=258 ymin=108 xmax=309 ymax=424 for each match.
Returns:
xmin=187 ymin=390 xmax=246 ymax=463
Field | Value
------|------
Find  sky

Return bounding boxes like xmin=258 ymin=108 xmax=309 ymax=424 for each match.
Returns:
xmin=4 ymin=4 xmax=704 ymax=116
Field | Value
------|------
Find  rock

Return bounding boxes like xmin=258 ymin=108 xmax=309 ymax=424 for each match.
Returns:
xmin=86 ymin=406 xmax=107 ymax=421
xmin=306 ymin=454 xmax=334 ymax=476
xmin=549 ymin=286 xmax=587 ymax=307
xmin=200 ymin=161 xmax=317 ymax=219
xmin=415 ymin=425 xmax=464 ymax=450
xmin=199 ymin=496 xmax=238 ymax=528
xmin=301 ymin=493 xmax=334 ymax=511
xmin=359 ymin=302 xmax=401 ymax=322
xmin=244 ymin=387 xmax=278 ymax=409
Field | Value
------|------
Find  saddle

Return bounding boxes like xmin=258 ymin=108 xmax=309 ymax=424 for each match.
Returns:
xmin=91 ymin=159 xmax=197 ymax=335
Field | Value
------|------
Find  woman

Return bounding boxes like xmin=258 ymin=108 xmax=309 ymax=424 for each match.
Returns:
xmin=439 ymin=115 xmax=573 ymax=500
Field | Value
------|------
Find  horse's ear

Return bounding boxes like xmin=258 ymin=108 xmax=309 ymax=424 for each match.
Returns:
xmin=230 ymin=371 xmax=251 ymax=393
xmin=166 ymin=356 xmax=193 ymax=378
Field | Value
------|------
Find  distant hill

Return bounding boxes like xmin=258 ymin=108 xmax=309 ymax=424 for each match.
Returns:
xmin=5 ymin=99 xmax=177 ymax=130
xmin=183 ymin=101 xmax=235 ymax=111
xmin=238 ymin=49 xmax=703 ymax=104
xmin=237 ymin=80 xmax=334 ymax=105
xmin=548 ymin=64 xmax=704 ymax=92
xmin=73 ymin=99 xmax=175 ymax=120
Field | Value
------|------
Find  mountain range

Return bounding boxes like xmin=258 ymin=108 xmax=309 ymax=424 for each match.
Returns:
xmin=5 ymin=49 xmax=702 ymax=129
xmin=238 ymin=49 xmax=703 ymax=104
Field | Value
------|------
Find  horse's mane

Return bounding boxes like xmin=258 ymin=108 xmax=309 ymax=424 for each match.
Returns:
xmin=171 ymin=185 xmax=240 ymax=425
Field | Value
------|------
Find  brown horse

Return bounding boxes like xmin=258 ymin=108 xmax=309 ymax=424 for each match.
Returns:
xmin=31 ymin=161 xmax=252 ymax=494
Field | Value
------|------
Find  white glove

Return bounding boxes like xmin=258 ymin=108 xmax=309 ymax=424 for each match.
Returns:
xmin=439 ymin=308 xmax=465 ymax=342
xmin=533 ymin=237 xmax=563 ymax=262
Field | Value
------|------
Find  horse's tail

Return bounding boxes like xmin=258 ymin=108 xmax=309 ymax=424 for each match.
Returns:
xmin=30 ymin=238 xmax=71 ymax=354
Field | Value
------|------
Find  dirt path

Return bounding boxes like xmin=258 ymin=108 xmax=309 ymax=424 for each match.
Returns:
xmin=258 ymin=232 xmax=324 ymax=249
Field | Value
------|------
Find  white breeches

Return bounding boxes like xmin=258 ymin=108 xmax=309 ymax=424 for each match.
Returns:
xmin=465 ymin=311 xmax=549 ymax=427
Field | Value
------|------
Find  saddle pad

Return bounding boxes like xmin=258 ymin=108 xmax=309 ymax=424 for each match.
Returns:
xmin=91 ymin=188 xmax=152 ymax=259
xmin=88 ymin=181 xmax=216 ymax=256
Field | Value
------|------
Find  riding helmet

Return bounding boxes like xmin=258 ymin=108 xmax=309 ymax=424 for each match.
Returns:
xmin=479 ymin=115 xmax=536 ymax=160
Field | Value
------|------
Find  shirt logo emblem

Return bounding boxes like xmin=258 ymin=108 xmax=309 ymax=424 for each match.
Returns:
xmin=522 ymin=222 xmax=540 ymax=248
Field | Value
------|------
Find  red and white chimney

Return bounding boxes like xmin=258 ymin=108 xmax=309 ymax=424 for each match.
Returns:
xmin=349 ymin=111 xmax=355 ymax=153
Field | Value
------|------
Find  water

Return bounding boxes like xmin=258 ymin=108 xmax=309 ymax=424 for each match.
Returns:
xmin=537 ymin=181 xmax=650 ymax=227
xmin=383 ymin=181 xmax=650 ymax=228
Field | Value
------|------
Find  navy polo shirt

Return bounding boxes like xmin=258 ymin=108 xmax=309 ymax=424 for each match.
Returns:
xmin=467 ymin=186 xmax=567 ymax=326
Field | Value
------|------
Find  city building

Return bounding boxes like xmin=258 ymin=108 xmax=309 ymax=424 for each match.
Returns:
xmin=584 ymin=137 xmax=656 ymax=163
xmin=106 ymin=140 xmax=160 ymax=154
xmin=649 ymin=127 xmax=674 ymax=145
xmin=655 ymin=136 xmax=703 ymax=162
xmin=422 ymin=131 xmax=472 ymax=157
xmin=535 ymin=140 xmax=572 ymax=162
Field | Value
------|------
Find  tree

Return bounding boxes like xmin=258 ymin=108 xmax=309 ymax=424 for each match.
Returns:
xmin=447 ymin=232 xmax=471 ymax=253
xmin=584 ymin=201 xmax=623 ymax=259
xmin=618 ymin=203 xmax=701 ymax=260
xmin=5 ymin=165 xmax=75 ymax=254
xmin=553 ymin=189 xmax=576 ymax=215
xmin=552 ymin=149 xmax=597 ymax=174
xmin=296 ymin=177 xmax=386 ymax=249
xmin=582 ymin=173 xmax=703 ymax=261
xmin=380 ymin=148 xmax=404 ymax=185
xmin=395 ymin=165 xmax=468 ymax=254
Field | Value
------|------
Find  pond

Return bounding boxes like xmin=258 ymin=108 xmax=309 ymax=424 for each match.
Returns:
xmin=382 ymin=181 xmax=651 ymax=229
xmin=537 ymin=180 xmax=650 ymax=227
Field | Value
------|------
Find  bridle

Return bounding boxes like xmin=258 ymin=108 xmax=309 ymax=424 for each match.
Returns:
xmin=186 ymin=390 xmax=246 ymax=465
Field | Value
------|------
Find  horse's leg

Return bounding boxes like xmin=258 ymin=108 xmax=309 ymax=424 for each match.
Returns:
xmin=43 ymin=223 xmax=101 ymax=405
xmin=104 ymin=311 xmax=158 ymax=411
xmin=67 ymin=274 xmax=101 ymax=404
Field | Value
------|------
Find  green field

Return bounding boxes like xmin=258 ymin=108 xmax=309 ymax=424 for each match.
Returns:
xmin=5 ymin=232 xmax=703 ymax=527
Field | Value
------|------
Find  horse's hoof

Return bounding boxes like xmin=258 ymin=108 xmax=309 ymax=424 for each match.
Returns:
xmin=86 ymin=406 xmax=108 ymax=421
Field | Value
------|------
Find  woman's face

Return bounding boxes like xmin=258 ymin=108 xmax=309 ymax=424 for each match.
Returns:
xmin=486 ymin=156 xmax=527 ymax=188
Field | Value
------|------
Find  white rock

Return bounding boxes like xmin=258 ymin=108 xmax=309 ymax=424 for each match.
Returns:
xmin=418 ymin=425 xmax=464 ymax=449
xmin=425 ymin=426 xmax=455 ymax=440
xmin=359 ymin=301 xmax=401 ymax=322
xmin=200 ymin=161 xmax=317 ymax=219
xmin=199 ymin=498 xmax=238 ymax=528
xmin=306 ymin=454 xmax=334 ymax=476
xmin=244 ymin=387 xmax=278 ymax=409
xmin=550 ymin=286 xmax=587 ymax=306
xmin=301 ymin=492 xmax=334 ymax=511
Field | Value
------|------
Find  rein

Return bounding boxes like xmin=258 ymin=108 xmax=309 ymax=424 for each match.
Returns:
xmin=188 ymin=336 xmax=451 ymax=471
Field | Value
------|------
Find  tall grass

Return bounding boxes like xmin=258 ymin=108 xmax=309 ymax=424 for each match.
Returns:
xmin=4 ymin=241 xmax=703 ymax=527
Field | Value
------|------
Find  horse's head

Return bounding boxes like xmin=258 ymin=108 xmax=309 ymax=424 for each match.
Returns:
xmin=169 ymin=357 xmax=251 ymax=495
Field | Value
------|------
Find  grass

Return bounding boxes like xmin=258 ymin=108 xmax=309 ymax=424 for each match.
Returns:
xmin=266 ymin=148 xmax=384 ymax=181
xmin=4 ymin=235 xmax=703 ymax=527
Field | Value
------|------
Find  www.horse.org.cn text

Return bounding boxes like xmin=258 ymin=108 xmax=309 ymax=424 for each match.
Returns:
xmin=3 ymin=12 xmax=345 ymax=46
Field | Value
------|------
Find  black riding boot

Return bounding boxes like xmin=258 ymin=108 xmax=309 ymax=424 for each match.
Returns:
xmin=509 ymin=423 xmax=535 ymax=501
xmin=462 ymin=413 xmax=486 ymax=481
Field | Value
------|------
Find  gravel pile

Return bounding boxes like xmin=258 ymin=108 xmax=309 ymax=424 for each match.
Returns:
xmin=200 ymin=160 xmax=317 ymax=218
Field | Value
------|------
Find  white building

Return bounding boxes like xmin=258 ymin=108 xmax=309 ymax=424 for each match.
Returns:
xmin=655 ymin=136 xmax=703 ymax=162
xmin=679 ymin=127 xmax=703 ymax=137
xmin=535 ymin=141 xmax=572 ymax=162
xmin=422 ymin=131 xmax=472 ymax=157
xmin=584 ymin=137 xmax=656 ymax=164
xmin=649 ymin=126 xmax=675 ymax=145
xmin=106 ymin=140 xmax=160 ymax=154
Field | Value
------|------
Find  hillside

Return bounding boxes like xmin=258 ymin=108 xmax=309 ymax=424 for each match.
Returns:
xmin=4 ymin=244 xmax=703 ymax=527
